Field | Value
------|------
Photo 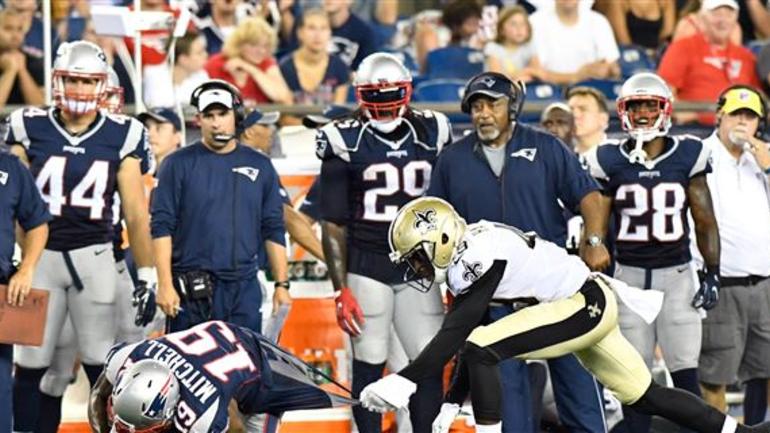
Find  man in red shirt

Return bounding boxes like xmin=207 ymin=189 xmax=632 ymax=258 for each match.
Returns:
xmin=658 ymin=0 xmax=762 ymax=124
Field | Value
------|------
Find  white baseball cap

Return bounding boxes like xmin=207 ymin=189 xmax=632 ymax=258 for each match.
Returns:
xmin=197 ymin=88 xmax=234 ymax=112
xmin=701 ymin=0 xmax=739 ymax=11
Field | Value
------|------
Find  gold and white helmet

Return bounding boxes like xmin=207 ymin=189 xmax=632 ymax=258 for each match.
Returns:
xmin=388 ymin=197 xmax=466 ymax=290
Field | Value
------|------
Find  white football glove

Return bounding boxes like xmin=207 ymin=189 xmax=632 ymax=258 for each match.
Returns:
xmin=432 ymin=402 xmax=461 ymax=433
xmin=360 ymin=374 xmax=417 ymax=413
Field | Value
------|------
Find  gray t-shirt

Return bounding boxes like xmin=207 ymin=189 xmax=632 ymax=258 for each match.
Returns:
xmin=482 ymin=143 xmax=507 ymax=177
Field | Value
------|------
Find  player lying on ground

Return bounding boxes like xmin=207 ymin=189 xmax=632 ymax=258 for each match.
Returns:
xmin=88 ymin=321 xmax=355 ymax=433
xmin=359 ymin=197 xmax=770 ymax=433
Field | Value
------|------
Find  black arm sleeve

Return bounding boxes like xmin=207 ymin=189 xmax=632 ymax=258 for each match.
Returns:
xmin=399 ymin=260 xmax=506 ymax=383
xmin=319 ymin=157 xmax=350 ymax=224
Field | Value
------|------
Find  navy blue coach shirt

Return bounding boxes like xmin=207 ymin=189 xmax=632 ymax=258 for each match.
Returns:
xmin=427 ymin=123 xmax=599 ymax=245
xmin=0 ymin=150 xmax=50 ymax=278
xmin=151 ymin=142 xmax=286 ymax=280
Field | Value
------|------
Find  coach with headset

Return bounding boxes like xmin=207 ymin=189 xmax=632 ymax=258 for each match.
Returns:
xmin=697 ymin=84 xmax=770 ymax=426
xmin=151 ymin=79 xmax=290 ymax=333
xmin=426 ymin=72 xmax=610 ymax=432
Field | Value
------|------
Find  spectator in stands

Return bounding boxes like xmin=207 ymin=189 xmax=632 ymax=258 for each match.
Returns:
xmin=673 ymin=0 xmax=742 ymax=44
xmin=698 ymin=84 xmax=770 ymax=426
xmin=566 ymin=86 xmax=609 ymax=155
xmin=137 ymin=107 xmax=183 ymax=167
xmin=737 ymin=0 xmax=770 ymax=41
xmin=205 ymin=16 xmax=293 ymax=106
xmin=529 ymin=0 xmax=621 ymax=85
xmin=0 ymin=8 xmax=43 ymax=108
xmin=759 ymin=42 xmax=770 ymax=93
xmin=4 ymin=0 xmax=48 ymax=59
xmin=198 ymin=0 xmax=241 ymax=56
xmin=323 ymin=0 xmax=375 ymax=69
xmin=485 ymin=5 xmax=541 ymax=83
xmin=279 ymin=9 xmax=349 ymax=105
xmin=658 ymin=0 xmax=762 ymax=124
xmin=540 ymin=101 xmax=575 ymax=146
xmin=605 ymin=0 xmax=676 ymax=52
xmin=352 ymin=0 xmax=399 ymax=47
xmin=173 ymin=31 xmax=210 ymax=107
xmin=417 ymin=0 xmax=484 ymax=74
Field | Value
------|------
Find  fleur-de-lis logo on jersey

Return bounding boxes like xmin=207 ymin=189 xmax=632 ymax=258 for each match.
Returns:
xmin=462 ymin=260 xmax=483 ymax=282
xmin=413 ymin=209 xmax=437 ymax=234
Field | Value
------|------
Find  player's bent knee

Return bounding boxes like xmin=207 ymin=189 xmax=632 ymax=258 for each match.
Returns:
xmin=463 ymin=341 xmax=499 ymax=366
xmin=39 ymin=372 xmax=73 ymax=397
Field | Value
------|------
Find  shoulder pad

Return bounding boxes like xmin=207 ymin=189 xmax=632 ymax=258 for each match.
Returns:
xmin=315 ymin=119 xmax=365 ymax=162
xmin=447 ymin=225 xmax=495 ymax=296
xmin=6 ymin=107 xmax=45 ymax=149
xmin=104 ymin=342 xmax=139 ymax=385
xmin=674 ymin=135 xmax=711 ymax=177
xmin=582 ymin=145 xmax=609 ymax=181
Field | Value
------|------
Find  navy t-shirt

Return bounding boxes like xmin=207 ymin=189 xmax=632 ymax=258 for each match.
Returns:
xmin=279 ymin=54 xmax=349 ymax=105
xmin=330 ymin=13 xmax=376 ymax=69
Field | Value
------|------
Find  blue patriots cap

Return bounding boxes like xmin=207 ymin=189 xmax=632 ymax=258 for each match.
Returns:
xmin=137 ymin=107 xmax=182 ymax=132
xmin=461 ymin=72 xmax=523 ymax=114
xmin=302 ymin=105 xmax=353 ymax=128
xmin=241 ymin=109 xmax=280 ymax=130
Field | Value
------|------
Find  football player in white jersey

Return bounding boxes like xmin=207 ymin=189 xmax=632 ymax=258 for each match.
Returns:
xmin=359 ymin=197 xmax=770 ymax=433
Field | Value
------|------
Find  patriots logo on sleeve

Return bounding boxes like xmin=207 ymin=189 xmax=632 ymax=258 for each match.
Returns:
xmin=462 ymin=260 xmax=483 ymax=282
xmin=412 ymin=208 xmax=437 ymax=233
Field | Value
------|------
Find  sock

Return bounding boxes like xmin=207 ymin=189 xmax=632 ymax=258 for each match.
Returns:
xmin=81 ymin=363 xmax=104 ymax=388
xmin=409 ymin=373 xmax=443 ymax=433
xmin=36 ymin=393 xmax=63 ymax=433
xmin=671 ymin=368 xmax=702 ymax=398
xmin=476 ymin=422 xmax=502 ymax=433
xmin=351 ymin=360 xmax=386 ymax=433
xmin=13 ymin=367 xmax=47 ymax=432
xmin=744 ymin=379 xmax=768 ymax=426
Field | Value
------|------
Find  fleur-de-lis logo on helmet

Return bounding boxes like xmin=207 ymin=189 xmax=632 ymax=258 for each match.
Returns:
xmin=412 ymin=208 xmax=437 ymax=234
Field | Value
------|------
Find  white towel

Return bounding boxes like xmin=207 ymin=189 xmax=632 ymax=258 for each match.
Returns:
xmin=592 ymin=273 xmax=663 ymax=324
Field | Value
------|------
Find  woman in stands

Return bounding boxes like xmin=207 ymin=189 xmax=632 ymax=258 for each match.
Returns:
xmin=279 ymin=9 xmax=349 ymax=106
xmin=485 ymin=5 xmax=541 ymax=83
xmin=205 ymin=16 xmax=293 ymax=106
xmin=605 ymin=0 xmax=676 ymax=52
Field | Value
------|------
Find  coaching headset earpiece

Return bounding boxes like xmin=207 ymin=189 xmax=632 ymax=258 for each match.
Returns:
xmin=461 ymin=72 xmax=526 ymax=122
xmin=716 ymin=84 xmax=768 ymax=138
xmin=190 ymin=79 xmax=246 ymax=127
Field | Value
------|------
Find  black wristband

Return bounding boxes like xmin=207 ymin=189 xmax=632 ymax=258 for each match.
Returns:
xmin=274 ymin=281 xmax=290 ymax=289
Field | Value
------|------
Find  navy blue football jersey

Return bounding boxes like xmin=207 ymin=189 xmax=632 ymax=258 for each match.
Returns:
xmin=5 ymin=107 xmax=152 ymax=251
xmin=316 ymin=110 xmax=452 ymax=283
xmin=105 ymin=321 xmax=267 ymax=433
xmin=584 ymin=136 xmax=711 ymax=268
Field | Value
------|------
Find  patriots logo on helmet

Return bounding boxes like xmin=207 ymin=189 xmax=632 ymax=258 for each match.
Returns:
xmin=478 ymin=77 xmax=496 ymax=88
xmin=143 ymin=375 xmax=174 ymax=419
xmin=413 ymin=209 xmax=437 ymax=233
xmin=462 ymin=260 xmax=483 ymax=282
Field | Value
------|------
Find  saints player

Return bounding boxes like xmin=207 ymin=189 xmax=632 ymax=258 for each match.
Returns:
xmin=5 ymin=41 xmax=155 ymax=432
xmin=317 ymin=52 xmax=452 ymax=433
xmin=359 ymin=197 xmax=769 ymax=433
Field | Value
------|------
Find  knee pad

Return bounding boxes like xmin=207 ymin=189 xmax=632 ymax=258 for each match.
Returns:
xmin=39 ymin=371 xmax=74 ymax=397
xmin=463 ymin=341 xmax=499 ymax=366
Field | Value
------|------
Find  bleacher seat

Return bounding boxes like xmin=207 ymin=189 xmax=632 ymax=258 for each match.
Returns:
xmin=619 ymin=44 xmax=655 ymax=78
xmin=574 ymin=79 xmax=623 ymax=101
xmin=424 ymin=46 xmax=485 ymax=80
xmin=413 ymin=79 xmax=467 ymax=103
xmin=521 ymin=82 xmax=562 ymax=122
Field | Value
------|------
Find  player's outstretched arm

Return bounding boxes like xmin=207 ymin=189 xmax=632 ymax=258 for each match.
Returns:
xmin=88 ymin=373 xmax=113 ymax=433
xmin=579 ymin=191 xmax=612 ymax=271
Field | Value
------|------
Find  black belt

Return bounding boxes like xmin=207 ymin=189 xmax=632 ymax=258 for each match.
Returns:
xmin=720 ymin=275 xmax=770 ymax=288
xmin=489 ymin=297 xmax=539 ymax=310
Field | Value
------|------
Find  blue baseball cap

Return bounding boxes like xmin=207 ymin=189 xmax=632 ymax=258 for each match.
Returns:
xmin=137 ymin=107 xmax=182 ymax=132
xmin=302 ymin=105 xmax=352 ymax=128
xmin=241 ymin=109 xmax=280 ymax=130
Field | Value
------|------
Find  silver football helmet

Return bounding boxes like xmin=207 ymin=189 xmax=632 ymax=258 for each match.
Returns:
xmin=110 ymin=359 xmax=179 ymax=433
xmin=101 ymin=66 xmax=124 ymax=114
xmin=53 ymin=40 xmax=110 ymax=115
xmin=616 ymin=72 xmax=673 ymax=164
xmin=354 ymin=52 xmax=412 ymax=121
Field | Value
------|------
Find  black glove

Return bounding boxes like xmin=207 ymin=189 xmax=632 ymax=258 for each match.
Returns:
xmin=692 ymin=266 xmax=720 ymax=310
xmin=132 ymin=280 xmax=157 ymax=327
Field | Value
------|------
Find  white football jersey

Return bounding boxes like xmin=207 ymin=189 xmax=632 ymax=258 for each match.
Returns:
xmin=446 ymin=221 xmax=590 ymax=302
